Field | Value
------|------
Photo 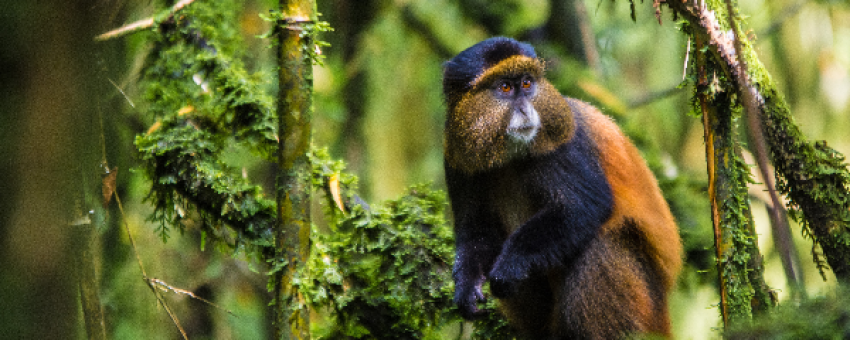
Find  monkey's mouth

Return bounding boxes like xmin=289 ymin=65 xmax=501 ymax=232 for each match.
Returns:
xmin=514 ymin=125 xmax=536 ymax=134
xmin=508 ymin=124 xmax=539 ymax=142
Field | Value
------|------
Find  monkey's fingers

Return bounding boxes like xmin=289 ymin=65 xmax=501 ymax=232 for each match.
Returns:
xmin=455 ymin=286 xmax=489 ymax=320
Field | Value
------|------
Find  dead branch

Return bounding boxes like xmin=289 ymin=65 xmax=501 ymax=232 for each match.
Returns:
xmin=95 ymin=0 xmax=197 ymax=41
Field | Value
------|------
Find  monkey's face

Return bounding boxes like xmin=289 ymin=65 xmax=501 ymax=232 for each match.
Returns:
xmin=496 ymin=75 xmax=541 ymax=146
xmin=444 ymin=56 xmax=573 ymax=174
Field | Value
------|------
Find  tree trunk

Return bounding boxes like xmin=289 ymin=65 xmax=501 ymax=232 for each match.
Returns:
xmin=665 ymin=0 xmax=850 ymax=288
xmin=689 ymin=8 xmax=775 ymax=326
xmin=1 ymin=1 xmax=103 ymax=338
xmin=274 ymin=1 xmax=315 ymax=339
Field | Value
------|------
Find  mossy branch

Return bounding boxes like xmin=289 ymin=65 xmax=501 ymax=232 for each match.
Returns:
xmin=678 ymin=0 xmax=777 ymax=325
xmin=661 ymin=0 xmax=786 ymax=326
xmin=271 ymin=1 xmax=316 ymax=339
xmin=95 ymin=0 xmax=199 ymax=41
xmin=133 ymin=3 xmax=280 ymax=255
xmin=693 ymin=48 xmax=773 ymax=325
xmin=663 ymin=0 xmax=850 ymax=284
xmin=136 ymin=122 xmax=277 ymax=253
xmin=765 ymin=91 xmax=850 ymax=281
xmin=303 ymin=150 xmax=459 ymax=339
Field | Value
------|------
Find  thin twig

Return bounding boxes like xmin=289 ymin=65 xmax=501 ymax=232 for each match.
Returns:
xmin=94 ymin=0 xmax=198 ymax=41
xmin=114 ymin=184 xmax=189 ymax=340
xmin=107 ymin=78 xmax=135 ymax=108
xmin=628 ymin=86 xmax=683 ymax=108
xmin=108 ymin=149 xmax=188 ymax=338
xmin=683 ymin=36 xmax=691 ymax=81
xmin=114 ymin=188 xmax=147 ymax=278
xmin=98 ymin=46 xmax=190 ymax=337
xmin=146 ymin=279 xmax=190 ymax=340
xmin=95 ymin=17 xmax=155 ymax=41
xmin=148 ymin=278 xmax=239 ymax=317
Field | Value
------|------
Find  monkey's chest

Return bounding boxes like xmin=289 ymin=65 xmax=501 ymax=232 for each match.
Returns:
xmin=490 ymin=173 xmax=539 ymax=234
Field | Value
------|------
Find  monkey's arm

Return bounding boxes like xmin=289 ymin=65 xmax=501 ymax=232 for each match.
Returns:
xmin=487 ymin=204 xmax=606 ymax=297
xmin=446 ymin=165 xmax=504 ymax=319
xmin=487 ymin=149 xmax=614 ymax=297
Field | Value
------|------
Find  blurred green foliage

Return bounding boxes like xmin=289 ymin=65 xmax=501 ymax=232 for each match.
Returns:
xmin=726 ymin=285 xmax=850 ymax=339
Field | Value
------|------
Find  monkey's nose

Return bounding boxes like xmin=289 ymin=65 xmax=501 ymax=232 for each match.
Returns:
xmin=518 ymin=102 xmax=535 ymax=118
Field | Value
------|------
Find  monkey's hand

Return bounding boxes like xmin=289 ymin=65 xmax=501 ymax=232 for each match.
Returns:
xmin=454 ymin=279 xmax=489 ymax=320
xmin=487 ymin=255 xmax=527 ymax=298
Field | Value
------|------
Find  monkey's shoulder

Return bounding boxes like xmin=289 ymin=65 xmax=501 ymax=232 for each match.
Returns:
xmin=555 ymin=97 xmax=638 ymax=163
xmin=562 ymin=97 xmax=622 ymax=141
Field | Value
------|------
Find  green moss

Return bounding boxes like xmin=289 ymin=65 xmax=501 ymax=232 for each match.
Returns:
xmin=132 ymin=0 xmax=284 ymax=256
xmin=674 ymin=0 xmax=850 ymax=282
xmin=301 ymin=150 xmax=459 ymax=338
xmin=135 ymin=122 xmax=276 ymax=252
xmin=686 ymin=23 xmax=774 ymax=321
xmin=760 ymin=82 xmax=850 ymax=281
xmin=717 ymin=0 xmax=850 ymax=281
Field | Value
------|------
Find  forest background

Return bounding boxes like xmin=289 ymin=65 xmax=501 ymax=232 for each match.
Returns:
xmin=2 ymin=0 xmax=850 ymax=339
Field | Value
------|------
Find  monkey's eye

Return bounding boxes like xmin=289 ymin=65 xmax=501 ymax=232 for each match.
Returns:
xmin=521 ymin=79 xmax=532 ymax=89
xmin=499 ymin=82 xmax=513 ymax=93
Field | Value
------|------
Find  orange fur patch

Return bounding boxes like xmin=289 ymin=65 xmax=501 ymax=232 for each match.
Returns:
xmin=472 ymin=56 xmax=545 ymax=89
xmin=573 ymin=98 xmax=683 ymax=290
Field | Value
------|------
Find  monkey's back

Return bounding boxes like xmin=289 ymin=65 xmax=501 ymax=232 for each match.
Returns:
xmin=575 ymin=98 xmax=682 ymax=290
xmin=558 ymin=98 xmax=681 ymax=339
